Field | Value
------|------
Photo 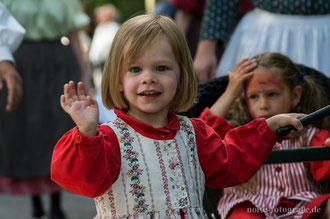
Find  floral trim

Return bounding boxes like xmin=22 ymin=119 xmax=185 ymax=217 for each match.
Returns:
xmin=107 ymin=189 xmax=116 ymax=217
xmin=155 ymin=141 xmax=172 ymax=218
xmin=162 ymin=141 xmax=189 ymax=208
xmin=179 ymin=117 xmax=197 ymax=166
xmin=113 ymin=119 xmax=149 ymax=213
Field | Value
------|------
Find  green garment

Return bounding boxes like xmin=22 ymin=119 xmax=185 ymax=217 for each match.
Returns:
xmin=2 ymin=0 xmax=90 ymax=41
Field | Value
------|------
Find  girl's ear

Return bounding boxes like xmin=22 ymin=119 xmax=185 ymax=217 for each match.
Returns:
xmin=292 ymin=85 xmax=302 ymax=108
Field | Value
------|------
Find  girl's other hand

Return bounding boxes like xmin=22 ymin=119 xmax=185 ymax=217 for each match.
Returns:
xmin=266 ymin=113 xmax=305 ymax=136
xmin=325 ymin=137 xmax=330 ymax=147
xmin=225 ymin=58 xmax=256 ymax=98
xmin=60 ymin=81 xmax=99 ymax=136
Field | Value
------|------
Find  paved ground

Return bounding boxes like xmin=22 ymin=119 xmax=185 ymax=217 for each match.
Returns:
xmin=0 ymin=190 xmax=96 ymax=219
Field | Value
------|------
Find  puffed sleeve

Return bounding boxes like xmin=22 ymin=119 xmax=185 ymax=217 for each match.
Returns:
xmin=199 ymin=107 xmax=232 ymax=138
xmin=0 ymin=2 xmax=25 ymax=62
xmin=191 ymin=117 xmax=277 ymax=188
xmin=309 ymin=129 xmax=330 ymax=181
xmin=51 ymin=125 xmax=121 ymax=198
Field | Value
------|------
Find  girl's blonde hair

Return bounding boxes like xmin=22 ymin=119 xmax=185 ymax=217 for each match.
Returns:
xmin=228 ymin=52 xmax=329 ymax=130
xmin=101 ymin=14 xmax=197 ymax=113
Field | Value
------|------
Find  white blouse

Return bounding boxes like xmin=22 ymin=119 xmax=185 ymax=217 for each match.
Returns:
xmin=0 ymin=2 xmax=25 ymax=63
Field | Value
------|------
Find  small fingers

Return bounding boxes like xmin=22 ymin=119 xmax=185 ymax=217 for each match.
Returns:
xmin=289 ymin=117 xmax=303 ymax=132
xmin=325 ymin=138 xmax=330 ymax=147
xmin=86 ymin=96 xmax=98 ymax=107
xmin=77 ymin=81 xmax=85 ymax=98
xmin=63 ymin=81 xmax=78 ymax=104
xmin=240 ymin=58 xmax=257 ymax=73
xmin=233 ymin=58 xmax=257 ymax=76
xmin=60 ymin=94 xmax=69 ymax=112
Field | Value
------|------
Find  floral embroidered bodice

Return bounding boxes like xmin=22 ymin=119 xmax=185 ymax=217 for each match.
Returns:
xmin=94 ymin=115 xmax=206 ymax=219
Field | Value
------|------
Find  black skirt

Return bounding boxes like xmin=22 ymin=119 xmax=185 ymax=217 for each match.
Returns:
xmin=0 ymin=40 xmax=81 ymax=178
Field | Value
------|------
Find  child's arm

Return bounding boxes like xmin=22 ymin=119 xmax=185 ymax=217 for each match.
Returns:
xmin=192 ymin=113 xmax=304 ymax=188
xmin=309 ymin=130 xmax=330 ymax=181
xmin=60 ymin=81 xmax=99 ymax=136
xmin=52 ymin=81 xmax=120 ymax=198
xmin=199 ymin=108 xmax=232 ymax=138
xmin=51 ymin=125 xmax=121 ymax=198
xmin=209 ymin=58 xmax=255 ymax=117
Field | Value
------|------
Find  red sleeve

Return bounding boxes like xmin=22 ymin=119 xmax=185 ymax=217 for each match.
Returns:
xmin=309 ymin=129 xmax=330 ymax=181
xmin=191 ymin=118 xmax=277 ymax=188
xmin=51 ymin=125 xmax=121 ymax=198
xmin=301 ymin=194 xmax=330 ymax=219
xmin=199 ymin=107 xmax=232 ymax=138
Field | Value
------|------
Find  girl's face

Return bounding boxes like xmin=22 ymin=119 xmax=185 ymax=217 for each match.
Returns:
xmin=120 ymin=37 xmax=180 ymax=121
xmin=245 ymin=67 xmax=301 ymax=119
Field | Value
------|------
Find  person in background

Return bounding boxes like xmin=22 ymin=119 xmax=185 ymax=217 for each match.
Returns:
xmin=0 ymin=2 xmax=25 ymax=112
xmin=204 ymin=52 xmax=330 ymax=218
xmin=194 ymin=0 xmax=330 ymax=82
xmin=171 ymin=0 xmax=205 ymax=58
xmin=89 ymin=4 xmax=121 ymax=124
xmin=89 ymin=4 xmax=120 ymax=78
xmin=0 ymin=0 xmax=91 ymax=218
xmin=51 ymin=14 xmax=306 ymax=218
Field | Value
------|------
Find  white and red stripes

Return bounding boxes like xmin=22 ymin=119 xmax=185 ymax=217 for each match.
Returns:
xmin=219 ymin=127 xmax=322 ymax=218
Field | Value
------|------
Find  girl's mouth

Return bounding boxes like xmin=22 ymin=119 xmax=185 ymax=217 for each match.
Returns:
xmin=138 ymin=91 xmax=161 ymax=96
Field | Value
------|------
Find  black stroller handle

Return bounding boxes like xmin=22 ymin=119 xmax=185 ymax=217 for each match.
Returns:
xmin=276 ymin=105 xmax=330 ymax=138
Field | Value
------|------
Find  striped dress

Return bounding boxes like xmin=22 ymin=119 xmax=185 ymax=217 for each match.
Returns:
xmin=218 ymin=127 xmax=326 ymax=219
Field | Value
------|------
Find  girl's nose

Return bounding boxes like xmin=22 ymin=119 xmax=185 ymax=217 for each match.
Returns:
xmin=259 ymin=96 xmax=268 ymax=109
xmin=141 ymin=70 xmax=157 ymax=84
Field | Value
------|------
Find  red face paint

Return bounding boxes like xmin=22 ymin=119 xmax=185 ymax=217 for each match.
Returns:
xmin=246 ymin=72 xmax=284 ymax=95
xmin=244 ymin=67 xmax=293 ymax=119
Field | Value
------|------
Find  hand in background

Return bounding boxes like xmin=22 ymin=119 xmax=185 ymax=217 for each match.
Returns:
xmin=325 ymin=137 xmax=330 ymax=147
xmin=60 ymin=81 xmax=99 ymax=136
xmin=194 ymin=39 xmax=217 ymax=83
xmin=209 ymin=58 xmax=255 ymax=117
xmin=225 ymin=58 xmax=255 ymax=98
xmin=0 ymin=61 xmax=23 ymax=112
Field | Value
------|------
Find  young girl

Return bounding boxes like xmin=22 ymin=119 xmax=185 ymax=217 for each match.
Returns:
xmin=205 ymin=52 xmax=330 ymax=218
xmin=51 ymin=15 xmax=305 ymax=218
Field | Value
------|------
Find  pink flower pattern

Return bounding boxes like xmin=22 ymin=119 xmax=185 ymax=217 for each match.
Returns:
xmin=180 ymin=117 xmax=197 ymax=166
xmin=115 ymin=119 xmax=149 ymax=213
xmin=162 ymin=141 xmax=188 ymax=208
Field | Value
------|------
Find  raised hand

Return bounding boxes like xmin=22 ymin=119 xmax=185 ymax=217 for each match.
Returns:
xmin=60 ymin=81 xmax=99 ymax=136
xmin=209 ymin=58 xmax=256 ymax=117
xmin=226 ymin=58 xmax=256 ymax=98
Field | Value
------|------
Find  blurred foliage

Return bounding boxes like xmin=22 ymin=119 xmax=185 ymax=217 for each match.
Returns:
xmin=80 ymin=0 xmax=146 ymax=24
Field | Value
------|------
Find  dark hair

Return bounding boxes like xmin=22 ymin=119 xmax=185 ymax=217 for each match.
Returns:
xmin=227 ymin=52 xmax=329 ymax=130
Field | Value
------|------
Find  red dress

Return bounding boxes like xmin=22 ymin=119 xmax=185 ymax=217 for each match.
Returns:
xmin=51 ymin=108 xmax=277 ymax=198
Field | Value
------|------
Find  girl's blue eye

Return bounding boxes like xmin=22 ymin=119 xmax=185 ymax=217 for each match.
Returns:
xmin=248 ymin=94 xmax=258 ymax=100
xmin=268 ymin=92 xmax=279 ymax=97
xmin=130 ymin=67 xmax=141 ymax=73
xmin=156 ymin=66 xmax=168 ymax=71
